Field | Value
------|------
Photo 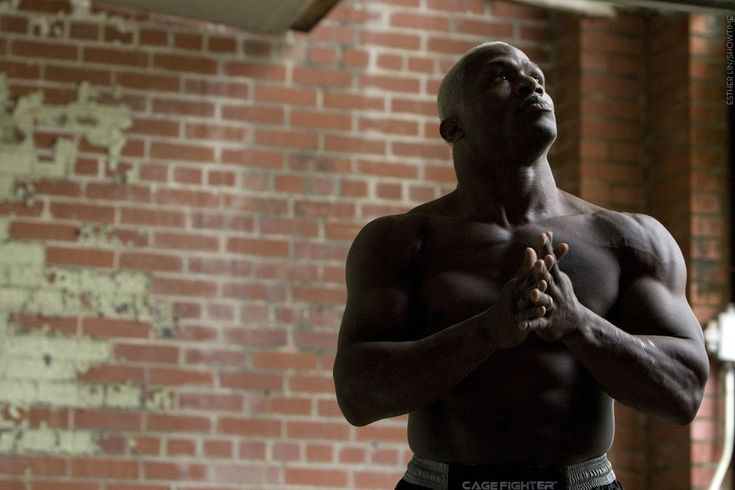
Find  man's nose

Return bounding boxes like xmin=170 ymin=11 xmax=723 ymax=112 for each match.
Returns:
xmin=515 ymin=75 xmax=543 ymax=97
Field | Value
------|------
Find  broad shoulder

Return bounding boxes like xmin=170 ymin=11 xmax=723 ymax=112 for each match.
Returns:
xmin=559 ymin=191 xmax=685 ymax=272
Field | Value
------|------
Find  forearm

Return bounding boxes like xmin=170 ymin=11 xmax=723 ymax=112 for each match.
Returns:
xmin=563 ymin=306 xmax=707 ymax=424
xmin=334 ymin=311 xmax=497 ymax=426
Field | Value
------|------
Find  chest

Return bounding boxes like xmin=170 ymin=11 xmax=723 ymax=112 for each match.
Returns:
xmin=416 ymin=219 xmax=621 ymax=333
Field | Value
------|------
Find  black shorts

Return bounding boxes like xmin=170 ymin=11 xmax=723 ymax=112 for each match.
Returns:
xmin=395 ymin=480 xmax=625 ymax=490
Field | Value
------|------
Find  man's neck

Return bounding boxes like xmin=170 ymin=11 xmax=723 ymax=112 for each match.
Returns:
xmin=453 ymin=156 xmax=560 ymax=226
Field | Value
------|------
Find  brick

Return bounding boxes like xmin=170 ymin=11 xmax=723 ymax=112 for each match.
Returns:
xmin=12 ymin=39 xmax=78 ymax=60
xmin=255 ymin=396 xmax=312 ymax=415
xmin=260 ymin=218 xmax=319 ymax=238
xmin=293 ymin=66 xmax=353 ymax=87
xmin=325 ymin=134 xmax=386 ymax=155
xmin=51 ymin=202 xmax=115 ymax=223
xmin=1 ymin=14 xmax=28 ymax=33
xmin=179 ymin=393 xmax=244 ymax=412
xmin=359 ymin=117 xmax=420 ymax=136
xmin=293 ymin=330 xmax=340 ymax=350
xmin=152 ymin=231 xmax=218 ymax=251
xmin=147 ymin=413 xmax=211 ymax=433
xmin=74 ymin=409 xmax=142 ymax=431
xmin=308 ymin=23 xmax=356 ymax=44
xmin=30 ymin=481 xmax=99 ymax=490
xmin=227 ymin=237 xmax=290 ymax=257
xmin=222 ymin=282 xmax=287 ymax=302
xmin=255 ymin=129 xmax=319 ymax=150
xmin=358 ymin=159 xmax=418 ymax=179
xmin=156 ymin=188 xmax=220 ymax=207
xmin=9 ymin=220 xmax=78 ymax=241
xmin=26 ymin=406 xmax=70 ymax=429
xmin=255 ymin=84 xmax=317 ymax=106
xmin=85 ymin=183 xmax=151 ymax=202
xmin=185 ymin=348 xmax=248 ymax=367
xmin=291 ymin=110 xmax=352 ymax=131
xmin=244 ymin=39 xmax=272 ymax=57
xmin=491 ymin=0 xmax=547 ymax=19
xmin=185 ymin=122 xmax=247 ymax=142
xmin=285 ymin=468 xmax=348 ymax=488
xmin=46 ymin=246 xmax=114 ymax=268
xmin=153 ymin=53 xmax=217 ymax=74
xmin=152 ymin=98 xmax=215 ymax=117
xmin=217 ymin=417 xmax=282 ymax=437
xmin=45 ymin=64 xmax=111 ymax=85
xmin=183 ymin=78 xmax=250 ymax=99
xmin=120 ymin=207 xmax=185 ymax=228
xmin=306 ymin=444 xmax=333 ymax=462
xmin=211 ymin=464 xmax=280 ymax=484
xmin=208 ymin=35 xmax=237 ymax=52
xmin=219 ymin=372 xmax=283 ymax=391
xmin=71 ymin=458 xmax=138 ymax=479
xmin=116 ymin=72 xmax=180 ymax=92
xmin=83 ymin=46 xmax=148 ymax=66
xmin=360 ymin=31 xmax=422 ymax=50
xmin=203 ymin=439 xmax=233 ymax=458
xmin=187 ymin=256 xmax=253 ymax=275
xmin=149 ymin=367 xmax=213 ymax=387
xmin=309 ymin=45 xmax=340 ymax=64
xmin=252 ymin=351 xmax=319 ymax=371
xmin=150 ymin=142 xmax=215 ymax=162
xmin=323 ymin=91 xmax=385 ymax=111
xmin=224 ymin=61 xmax=286 ymax=81
xmin=69 ymin=21 xmax=99 ymax=40
xmin=79 ymin=364 xmax=144 ymax=383
xmin=153 ymin=277 xmax=218 ymax=297
xmin=83 ymin=318 xmax=150 ymax=339
xmin=390 ymin=12 xmax=450 ymax=31
xmin=114 ymin=343 xmax=179 ymax=364
xmin=143 ymin=461 xmax=207 ymax=480
xmin=0 ymin=60 xmax=41 ymax=79
xmin=360 ymin=74 xmax=421 ymax=93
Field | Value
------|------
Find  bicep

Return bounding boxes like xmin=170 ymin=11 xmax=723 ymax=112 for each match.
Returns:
xmin=337 ymin=216 xmax=418 ymax=347
xmin=617 ymin=275 xmax=702 ymax=343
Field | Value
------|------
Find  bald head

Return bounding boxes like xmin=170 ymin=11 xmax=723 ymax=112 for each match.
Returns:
xmin=437 ymin=41 xmax=528 ymax=122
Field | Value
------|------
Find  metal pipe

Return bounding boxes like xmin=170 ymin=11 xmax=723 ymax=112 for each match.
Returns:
xmin=708 ymin=364 xmax=735 ymax=490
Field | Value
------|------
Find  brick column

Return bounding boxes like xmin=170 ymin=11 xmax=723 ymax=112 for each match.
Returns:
xmin=551 ymin=10 xmax=730 ymax=490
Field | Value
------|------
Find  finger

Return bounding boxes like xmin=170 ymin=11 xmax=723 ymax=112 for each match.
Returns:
xmin=515 ymin=303 xmax=546 ymax=323
xmin=556 ymin=242 xmax=569 ymax=262
xmin=532 ymin=259 xmax=554 ymax=288
xmin=541 ymin=231 xmax=554 ymax=257
xmin=523 ymin=247 xmax=537 ymax=271
xmin=520 ymin=316 xmax=550 ymax=332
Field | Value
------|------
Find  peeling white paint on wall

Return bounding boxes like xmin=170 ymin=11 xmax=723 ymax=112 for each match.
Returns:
xmin=0 ymin=75 xmax=133 ymax=202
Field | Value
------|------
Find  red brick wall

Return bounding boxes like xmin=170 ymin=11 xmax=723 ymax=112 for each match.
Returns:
xmin=0 ymin=1 xmax=728 ymax=489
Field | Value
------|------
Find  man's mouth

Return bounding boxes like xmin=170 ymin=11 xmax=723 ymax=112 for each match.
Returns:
xmin=520 ymin=96 xmax=551 ymax=112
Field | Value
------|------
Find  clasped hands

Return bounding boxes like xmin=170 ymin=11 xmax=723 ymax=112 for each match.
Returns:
xmin=488 ymin=231 xmax=582 ymax=348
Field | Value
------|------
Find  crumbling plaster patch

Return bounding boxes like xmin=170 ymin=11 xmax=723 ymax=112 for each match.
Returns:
xmin=0 ymin=74 xmax=133 ymax=203
xmin=0 ymin=72 xmax=172 ymax=455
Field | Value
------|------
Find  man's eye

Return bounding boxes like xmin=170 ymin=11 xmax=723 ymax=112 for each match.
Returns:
xmin=493 ymin=73 xmax=510 ymax=82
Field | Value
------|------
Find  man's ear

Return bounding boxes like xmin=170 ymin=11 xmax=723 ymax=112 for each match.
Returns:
xmin=439 ymin=117 xmax=464 ymax=143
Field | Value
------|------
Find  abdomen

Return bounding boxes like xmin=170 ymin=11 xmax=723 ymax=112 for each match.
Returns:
xmin=407 ymin=339 xmax=614 ymax=465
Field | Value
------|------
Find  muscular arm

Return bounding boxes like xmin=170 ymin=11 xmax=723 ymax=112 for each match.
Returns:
xmin=333 ymin=215 xmax=539 ymax=426
xmin=526 ymin=219 xmax=709 ymax=425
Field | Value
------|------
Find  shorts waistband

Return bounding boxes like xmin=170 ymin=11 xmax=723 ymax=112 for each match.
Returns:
xmin=403 ymin=454 xmax=616 ymax=490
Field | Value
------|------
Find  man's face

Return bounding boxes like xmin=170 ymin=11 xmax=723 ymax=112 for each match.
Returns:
xmin=457 ymin=43 xmax=557 ymax=152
